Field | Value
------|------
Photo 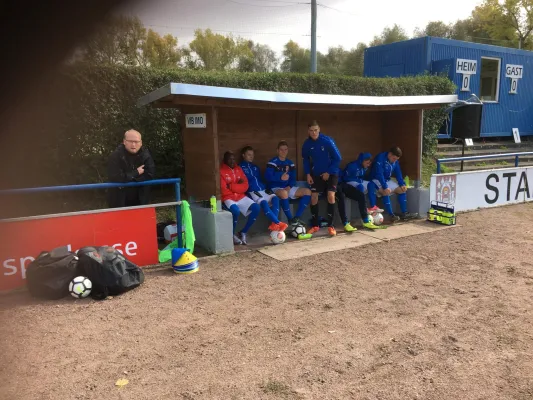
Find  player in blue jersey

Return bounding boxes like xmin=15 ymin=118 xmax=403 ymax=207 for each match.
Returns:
xmin=240 ymin=146 xmax=288 ymax=232
xmin=301 ymin=121 xmax=341 ymax=236
xmin=367 ymin=146 xmax=418 ymax=222
xmin=265 ymin=141 xmax=312 ymax=226
xmin=336 ymin=152 xmax=382 ymax=231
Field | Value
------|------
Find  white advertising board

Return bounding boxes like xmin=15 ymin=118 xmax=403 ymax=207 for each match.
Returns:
xmin=430 ymin=167 xmax=533 ymax=212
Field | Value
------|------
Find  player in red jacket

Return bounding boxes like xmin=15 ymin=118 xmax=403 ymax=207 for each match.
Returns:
xmin=220 ymin=151 xmax=260 ymax=245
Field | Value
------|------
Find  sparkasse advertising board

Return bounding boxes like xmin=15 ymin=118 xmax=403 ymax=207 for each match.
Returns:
xmin=0 ymin=207 xmax=159 ymax=292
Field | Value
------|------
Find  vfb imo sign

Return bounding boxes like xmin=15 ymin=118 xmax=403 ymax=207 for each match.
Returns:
xmin=185 ymin=113 xmax=207 ymax=128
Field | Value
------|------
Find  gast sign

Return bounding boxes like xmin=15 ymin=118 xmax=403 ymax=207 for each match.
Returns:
xmin=430 ymin=167 xmax=533 ymax=212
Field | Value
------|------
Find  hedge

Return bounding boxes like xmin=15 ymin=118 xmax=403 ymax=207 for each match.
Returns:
xmin=23 ymin=64 xmax=455 ymax=188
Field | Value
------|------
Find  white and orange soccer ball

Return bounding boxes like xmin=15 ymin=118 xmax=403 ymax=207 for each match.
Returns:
xmin=270 ymin=230 xmax=286 ymax=245
xmin=373 ymin=212 xmax=384 ymax=225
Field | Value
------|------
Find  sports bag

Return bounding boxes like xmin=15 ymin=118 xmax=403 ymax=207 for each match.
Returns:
xmin=76 ymin=246 xmax=144 ymax=300
xmin=26 ymin=246 xmax=78 ymax=300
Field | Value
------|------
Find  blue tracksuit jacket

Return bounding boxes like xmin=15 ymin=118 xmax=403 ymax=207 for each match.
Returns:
xmin=239 ymin=161 xmax=265 ymax=192
xmin=301 ymin=133 xmax=342 ymax=176
xmin=265 ymin=157 xmax=296 ymax=189
xmin=342 ymin=152 xmax=371 ymax=190
xmin=370 ymin=151 xmax=405 ymax=189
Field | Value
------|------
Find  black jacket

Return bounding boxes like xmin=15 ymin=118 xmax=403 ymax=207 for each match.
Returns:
xmin=107 ymin=144 xmax=155 ymax=208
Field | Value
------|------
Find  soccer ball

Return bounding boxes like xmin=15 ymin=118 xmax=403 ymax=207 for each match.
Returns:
xmin=373 ymin=212 xmax=384 ymax=225
xmin=290 ymin=223 xmax=306 ymax=238
xmin=69 ymin=276 xmax=92 ymax=299
xmin=270 ymin=230 xmax=286 ymax=245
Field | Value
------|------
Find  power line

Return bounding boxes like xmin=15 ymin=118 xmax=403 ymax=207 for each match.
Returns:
xmin=144 ymin=23 xmax=315 ymax=37
xmin=224 ymin=0 xmax=309 ymax=7
xmin=317 ymin=3 xmax=357 ymax=17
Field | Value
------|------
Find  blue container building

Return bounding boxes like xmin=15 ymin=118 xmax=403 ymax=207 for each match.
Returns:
xmin=364 ymin=37 xmax=533 ymax=139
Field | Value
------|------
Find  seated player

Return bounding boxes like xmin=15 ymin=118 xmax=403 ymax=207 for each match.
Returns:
xmin=367 ymin=146 xmax=418 ymax=222
xmin=336 ymin=152 xmax=382 ymax=231
xmin=265 ymin=141 xmax=312 ymax=226
xmin=239 ymin=145 xmax=288 ymax=232
xmin=220 ymin=151 xmax=260 ymax=245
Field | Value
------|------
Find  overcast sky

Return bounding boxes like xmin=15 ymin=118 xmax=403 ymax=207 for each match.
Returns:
xmin=121 ymin=0 xmax=483 ymax=54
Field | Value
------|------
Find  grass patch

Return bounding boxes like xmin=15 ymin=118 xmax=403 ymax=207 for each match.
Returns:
xmin=421 ymin=157 xmax=453 ymax=187
xmin=156 ymin=205 xmax=176 ymax=223
xmin=261 ymin=380 xmax=299 ymax=398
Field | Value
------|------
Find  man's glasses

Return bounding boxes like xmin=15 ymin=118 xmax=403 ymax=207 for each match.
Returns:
xmin=125 ymin=140 xmax=141 ymax=144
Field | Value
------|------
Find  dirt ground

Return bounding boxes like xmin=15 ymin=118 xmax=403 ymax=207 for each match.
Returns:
xmin=1 ymin=203 xmax=533 ymax=400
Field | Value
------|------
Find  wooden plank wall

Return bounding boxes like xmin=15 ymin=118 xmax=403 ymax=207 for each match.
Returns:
xmin=217 ymin=108 xmax=297 ymax=176
xmin=296 ymin=111 xmax=383 ymax=180
xmin=180 ymin=106 xmax=219 ymax=200
xmin=380 ymin=109 xmax=423 ymax=181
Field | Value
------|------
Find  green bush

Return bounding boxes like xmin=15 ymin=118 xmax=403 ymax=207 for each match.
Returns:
xmin=38 ymin=64 xmax=455 ymax=186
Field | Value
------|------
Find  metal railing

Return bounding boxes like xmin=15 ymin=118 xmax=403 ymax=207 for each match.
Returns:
xmin=0 ymin=178 xmax=183 ymax=248
xmin=436 ymin=152 xmax=533 ymax=174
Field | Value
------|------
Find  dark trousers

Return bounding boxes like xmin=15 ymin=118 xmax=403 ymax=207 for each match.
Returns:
xmin=107 ymin=186 xmax=150 ymax=208
xmin=336 ymin=183 xmax=368 ymax=223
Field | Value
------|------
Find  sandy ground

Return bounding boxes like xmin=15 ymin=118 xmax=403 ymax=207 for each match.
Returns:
xmin=1 ymin=203 xmax=533 ymax=400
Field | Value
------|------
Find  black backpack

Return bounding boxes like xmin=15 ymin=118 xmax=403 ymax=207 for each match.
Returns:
xmin=76 ymin=246 xmax=145 ymax=300
xmin=26 ymin=247 xmax=78 ymax=300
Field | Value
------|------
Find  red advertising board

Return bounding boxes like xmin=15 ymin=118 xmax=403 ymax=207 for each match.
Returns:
xmin=0 ymin=207 xmax=158 ymax=292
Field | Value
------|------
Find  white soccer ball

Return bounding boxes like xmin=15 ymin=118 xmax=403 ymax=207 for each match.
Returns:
xmin=373 ymin=212 xmax=384 ymax=225
xmin=290 ymin=223 xmax=307 ymax=238
xmin=270 ymin=230 xmax=286 ymax=245
xmin=69 ymin=276 xmax=92 ymax=299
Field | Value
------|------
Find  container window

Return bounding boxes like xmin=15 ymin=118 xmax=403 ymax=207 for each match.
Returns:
xmin=479 ymin=57 xmax=501 ymax=102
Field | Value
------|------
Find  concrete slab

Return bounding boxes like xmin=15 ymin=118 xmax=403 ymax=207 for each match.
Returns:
xmin=258 ymin=232 xmax=381 ymax=261
xmin=358 ymin=220 xmax=458 ymax=242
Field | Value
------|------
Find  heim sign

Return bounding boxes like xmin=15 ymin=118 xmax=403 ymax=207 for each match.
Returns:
xmin=430 ymin=167 xmax=533 ymax=212
xmin=0 ymin=207 xmax=159 ymax=292
xmin=456 ymin=59 xmax=477 ymax=92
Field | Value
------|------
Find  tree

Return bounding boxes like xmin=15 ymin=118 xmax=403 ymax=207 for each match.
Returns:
xmin=370 ymin=24 xmax=409 ymax=46
xmin=319 ymin=46 xmax=347 ymax=74
xmin=237 ymin=41 xmax=278 ymax=72
xmin=189 ymin=29 xmax=244 ymax=70
xmin=281 ymin=40 xmax=311 ymax=73
xmin=472 ymin=0 xmax=533 ymax=49
xmin=141 ymin=29 xmax=182 ymax=68
xmin=342 ymin=43 xmax=367 ymax=76
xmin=81 ymin=15 xmax=146 ymax=65
xmin=414 ymin=21 xmax=454 ymax=38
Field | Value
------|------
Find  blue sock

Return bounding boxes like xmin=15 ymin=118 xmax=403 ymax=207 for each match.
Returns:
xmin=367 ymin=181 xmax=377 ymax=207
xmin=281 ymin=198 xmax=293 ymax=220
xmin=270 ymin=196 xmax=280 ymax=216
xmin=242 ymin=203 xmax=260 ymax=233
xmin=382 ymin=195 xmax=394 ymax=216
xmin=398 ymin=192 xmax=407 ymax=214
xmin=295 ymin=195 xmax=311 ymax=218
xmin=260 ymin=200 xmax=280 ymax=224
xmin=229 ymin=204 xmax=240 ymax=234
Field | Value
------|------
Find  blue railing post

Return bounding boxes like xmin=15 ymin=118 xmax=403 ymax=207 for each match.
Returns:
xmin=436 ymin=160 xmax=441 ymax=174
xmin=175 ymin=182 xmax=183 ymax=249
xmin=515 ymin=155 xmax=519 ymax=167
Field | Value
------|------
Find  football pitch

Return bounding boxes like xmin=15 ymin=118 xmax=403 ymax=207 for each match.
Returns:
xmin=1 ymin=203 xmax=533 ymax=400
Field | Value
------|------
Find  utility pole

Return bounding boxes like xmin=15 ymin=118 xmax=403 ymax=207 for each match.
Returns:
xmin=311 ymin=0 xmax=317 ymax=73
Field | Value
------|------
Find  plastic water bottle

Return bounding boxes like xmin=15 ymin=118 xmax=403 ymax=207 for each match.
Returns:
xmin=404 ymin=176 xmax=410 ymax=187
xmin=210 ymin=196 xmax=217 ymax=214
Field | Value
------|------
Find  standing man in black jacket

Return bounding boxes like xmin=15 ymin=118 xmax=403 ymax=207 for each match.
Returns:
xmin=107 ymin=129 xmax=155 ymax=208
